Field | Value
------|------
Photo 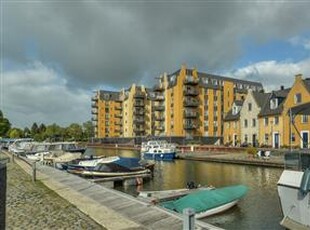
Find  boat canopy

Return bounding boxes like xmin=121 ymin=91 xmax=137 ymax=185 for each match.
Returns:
xmin=161 ymin=185 xmax=248 ymax=214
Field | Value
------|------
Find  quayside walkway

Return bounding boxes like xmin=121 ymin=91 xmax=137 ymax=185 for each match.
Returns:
xmin=6 ymin=152 xmax=222 ymax=230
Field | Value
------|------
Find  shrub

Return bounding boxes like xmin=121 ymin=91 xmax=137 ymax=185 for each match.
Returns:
xmin=246 ymin=147 xmax=257 ymax=157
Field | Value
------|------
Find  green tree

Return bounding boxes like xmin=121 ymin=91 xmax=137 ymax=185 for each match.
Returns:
xmin=82 ymin=121 xmax=93 ymax=140
xmin=66 ymin=123 xmax=83 ymax=141
xmin=23 ymin=127 xmax=31 ymax=137
xmin=31 ymin=122 xmax=39 ymax=136
xmin=44 ymin=123 xmax=64 ymax=141
xmin=0 ymin=110 xmax=11 ymax=137
xmin=8 ymin=128 xmax=24 ymax=138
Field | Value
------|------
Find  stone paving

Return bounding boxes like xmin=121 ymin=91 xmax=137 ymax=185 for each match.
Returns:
xmin=4 ymin=155 xmax=106 ymax=230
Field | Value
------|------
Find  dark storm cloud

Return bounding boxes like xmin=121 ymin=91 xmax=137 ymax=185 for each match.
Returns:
xmin=4 ymin=1 xmax=310 ymax=90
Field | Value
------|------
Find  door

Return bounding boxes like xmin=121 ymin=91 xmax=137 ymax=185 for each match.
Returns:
xmin=233 ymin=134 xmax=237 ymax=146
xmin=273 ymin=133 xmax=279 ymax=149
xmin=301 ymin=131 xmax=309 ymax=149
xmin=252 ymin=134 xmax=257 ymax=147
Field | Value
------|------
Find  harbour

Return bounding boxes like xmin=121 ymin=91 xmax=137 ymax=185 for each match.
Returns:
xmin=87 ymin=147 xmax=285 ymax=230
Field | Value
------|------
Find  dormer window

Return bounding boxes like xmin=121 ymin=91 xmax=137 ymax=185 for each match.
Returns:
xmin=270 ymin=98 xmax=278 ymax=109
xmin=232 ymin=106 xmax=238 ymax=115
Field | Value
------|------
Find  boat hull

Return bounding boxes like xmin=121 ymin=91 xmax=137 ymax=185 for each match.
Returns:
xmin=143 ymin=152 xmax=176 ymax=161
xmin=195 ymin=199 xmax=238 ymax=219
xmin=81 ymin=169 xmax=150 ymax=177
xmin=277 ymin=170 xmax=310 ymax=229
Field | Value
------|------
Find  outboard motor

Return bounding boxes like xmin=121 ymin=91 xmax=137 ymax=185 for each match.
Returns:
xmin=299 ymin=168 xmax=310 ymax=196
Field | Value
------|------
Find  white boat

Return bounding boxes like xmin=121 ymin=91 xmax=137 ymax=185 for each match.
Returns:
xmin=277 ymin=151 xmax=310 ymax=230
xmin=8 ymin=138 xmax=34 ymax=155
xmin=141 ymin=140 xmax=177 ymax=160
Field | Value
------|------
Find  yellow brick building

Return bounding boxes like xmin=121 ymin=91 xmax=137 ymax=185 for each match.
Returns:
xmin=92 ymin=65 xmax=263 ymax=139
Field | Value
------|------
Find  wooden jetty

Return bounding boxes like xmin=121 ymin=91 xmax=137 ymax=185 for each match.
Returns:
xmin=6 ymin=152 xmax=222 ymax=230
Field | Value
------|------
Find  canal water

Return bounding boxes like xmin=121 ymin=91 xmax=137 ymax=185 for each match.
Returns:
xmin=86 ymin=148 xmax=284 ymax=230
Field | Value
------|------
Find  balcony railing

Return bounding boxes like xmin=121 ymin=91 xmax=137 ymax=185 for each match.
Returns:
xmin=91 ymin=96 xmax=98 ymax=101
xmin=134 ymin=92 xmax=145 ymax=98
xmin=134 ymin=118 xmax=145 ymax=124
xmin=134 ymin=101 xmax=145 ymax=107
xmin=184 ymin=123 xmax=197 ymax=130
xmin=153 ymin=84 xmax=164 ymax=91
xmin=114 ymin=121 xmax=122 ymax=126
xmin=115 ymin=113 xmax=122 ymax=118
xmin=134 ymin=110 xmax=144 ymax=115
xmin=155 ymin=116 xmax=165 ymax=121
xmin=184 ymin=110 xmax=197 ymax=118
xmin=91 ymin=102 xmax=97 ymax=108
xmin=115 ymin=105 xmax=122 ymax=110
xmin=183 ymin=99 xmax=199 ymax=107
xmin=153 ymin=105 xmax=165 ymax=111
xmin=184 ymin=88 xmax=199 ymax=96
xmin=91 ymin=109 xmax=98 ymax=114
xmin=184 ymin=76 xmax=199 ymax=85
xmin=91 ymin=116 xmax=98 ymax=121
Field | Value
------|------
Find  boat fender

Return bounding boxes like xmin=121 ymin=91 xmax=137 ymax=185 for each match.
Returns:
xmin=299 ymin=168 xmax=310 ymax=196
xmin=136 ymin=177 xmax=143 ymax=185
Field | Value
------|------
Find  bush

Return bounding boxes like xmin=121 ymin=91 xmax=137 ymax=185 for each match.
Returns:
xmin=246 ymin=147 xmax=257 ymax=157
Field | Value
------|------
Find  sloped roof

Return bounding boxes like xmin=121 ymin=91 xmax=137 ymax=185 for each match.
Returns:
xmin=303 ymin=78 xmax=310 ymax=92
xmin=224 ymin=100 xmax=244 ymax=121
xmin=258 ymin=88 xmax=290 ymax=117
xmin=252 ymin=91 xmax=271 ymax=108
xmin=290 ymin=102 xmax=310 ymax=115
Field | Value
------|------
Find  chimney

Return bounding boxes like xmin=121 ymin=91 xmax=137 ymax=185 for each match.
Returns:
xmin=295 ymin=74 xmax=303 ymax=81
xmin=280 ymin=85 xmax=284 ymax=90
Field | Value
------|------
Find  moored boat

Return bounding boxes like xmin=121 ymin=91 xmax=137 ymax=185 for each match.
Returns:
xmin=141 ymin=140 xmax=177 ymax=161
xmin=277 ymin=151 xmax=310 ymax=230
xmin=161 ymin=185 xmax=248 ymax=219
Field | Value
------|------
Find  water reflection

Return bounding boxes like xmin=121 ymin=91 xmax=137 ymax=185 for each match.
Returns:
xmin=86 ymin=148 xmax=284 ymax=230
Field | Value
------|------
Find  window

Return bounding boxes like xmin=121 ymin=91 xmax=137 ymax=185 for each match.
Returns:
xmin=291 ymin=133 xmax=295 ymax=142
xmin=252 ymin=118 xmax=256 ymax=127
xmin=264 ymin=117 xmax=269 ymax=126
xmin=248 ymin=103 xmax=252 ymax=111
xmin=244 ymin=119 xmax=248 ymax=128
xmin=274 ymin=116 xmax=279 ymax=125
xmin=302 ymin=115 xmax=309 ymax=123
xmin=294 ymin=93 xmax=302 ymax=104
xmin=244 ymin=134 xmax=248 ymax=143
xmin=265 ymin=134 xmax=269 ymax=143
xmin=270 ymin=98 xmax=278 ymax=109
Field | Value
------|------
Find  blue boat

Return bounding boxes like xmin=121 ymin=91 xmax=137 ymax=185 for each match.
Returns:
xmin=141 ymin=140 xmax=177 ymax=161
xmin=161 ymin=185 xmax=248 ymax=218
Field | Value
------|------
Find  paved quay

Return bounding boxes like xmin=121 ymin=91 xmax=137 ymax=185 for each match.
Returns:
xmin=178 ymin=151 xmax=284 ymax=168
xmin=2 ymin=152 xmax=106 ymax=230
xmin=2 ymin=151 xmax=221 ymax=230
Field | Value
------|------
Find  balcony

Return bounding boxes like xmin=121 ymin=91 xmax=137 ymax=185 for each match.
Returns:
xmin=91 ymin=95 xmax=98 ymax=101
xmin=184 ymin=110 xmax=197 ymax=118
xmin=134 ymin=101 xmax=144 ymax=107
xmin=153 ymin=84 xmax=164 ymax=91
xmin=155 ymin=116 xmax=165 ymax=121
xmin=134 ymin=118 xmax=145 ymax=124
xmin=153 ymin=105 xmax=165 ymax=111
xmin=184 ymin=76 xmax=199 ymax=85
xmin=115 ymin=113 xmax=122 ymax=118
xmin=183 ymin=98 xmax=199 ymax=107
xmin=155 ymin=126 xmax=164 ymax=131
xmin=134 ymin=109 xmax=144 ymax=116
xmin=114 ymin=121 xmax=122 ymax=126
xmin=115 ymin=105 xmax=122 ymax=110
xmin=91 ymin=102 xmax=97 ymax=108
xmin=154 ymin=93 xmax=165 ymax=101
xmin=184 ymin=88 xmax=199 ymax=96
xmin=184 ymin=123 xmax=197 ymax=130
xmin=91 ymin=108 xmax=98 ymax=114
xmin=91 ymin=115 xmax=98 ymax=121
xmin=92 ymin=121 xmax=97 ymax=126
xmin=134 ymin=92 xmax=145 ymax=98
xmin=134 ymin=126 xmax=145 ymax=133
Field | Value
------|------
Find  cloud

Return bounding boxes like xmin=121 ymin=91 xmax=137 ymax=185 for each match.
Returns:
xmin=289 ymin=36 xmax=310 ymax=50
xmin=226 ymin=59 xmax=310 ymax=91
xmin=2 ymin=62 xmax=91 ymax=128
xmin=3 ymin=1 xmax=310 ymax=89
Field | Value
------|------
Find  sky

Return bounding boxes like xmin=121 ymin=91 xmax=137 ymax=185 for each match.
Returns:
xmin=1 ymin=0 xmax=310 ymax=128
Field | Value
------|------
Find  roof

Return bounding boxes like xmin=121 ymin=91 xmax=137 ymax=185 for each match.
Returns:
xmin=258 ymin=88 xmax=290 ymax=117
xmin=252 ymin=91 xmax=270 ymax=108
xmin=289 ymin=102 xmax=310 ymax=115
xmin=224 ymin=100 xmax=244 ymax=121
xmin=99 ymin=90 xmax=121 ymax=101
xmin=234 ymin=100 xmax=243 ymax=106
xmin=166 ymin=68 xmax=263 ymax=90
xmin=303 ymin=78 xmax=310 ymax=92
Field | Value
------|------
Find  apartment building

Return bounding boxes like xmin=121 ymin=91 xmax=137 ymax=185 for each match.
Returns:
xmin=92 ymin=65 xmax=263 ymax=138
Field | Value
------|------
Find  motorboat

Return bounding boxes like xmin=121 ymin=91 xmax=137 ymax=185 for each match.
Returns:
xmin=161 ymin=185 xmax=248 ymax=219
xmin=277 ymin=151 xmax=310 ymax=230
xmin=8 ymin=138 xmax=34 ymax=155
xmin=67 ymin=157 xmax=154 ymax=177
xmin=141 ymin=140 xmax=177 ymax=160
xmin=61 ymin=156 xmax=120 ymax=170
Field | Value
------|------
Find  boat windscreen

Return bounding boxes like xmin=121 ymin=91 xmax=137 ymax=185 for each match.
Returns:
xmin=284 ymin=152 xmax=310 ymax=171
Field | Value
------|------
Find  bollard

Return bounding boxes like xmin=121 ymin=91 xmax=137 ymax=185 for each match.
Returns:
xmin=12 ymin=153 xmax=15 ymax=163
xmin=183 ymin=208 xmax=195 ymax=230
xmin=32 ymin=162 xmax=36 ymax=182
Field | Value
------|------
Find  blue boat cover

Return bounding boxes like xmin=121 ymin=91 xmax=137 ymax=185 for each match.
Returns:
xmin=114 ymin=157 xmax=142 ymax=169
xmin=161 ymin=185 xmax=248 ymax=214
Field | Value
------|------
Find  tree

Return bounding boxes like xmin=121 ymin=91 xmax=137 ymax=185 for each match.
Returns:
xmin=23 ymin=127 xmax=31 ymax=137
xmin=0 ymin=110 xmax=11 ymax=137
xmin=82 ymin=121 xmax=93 ymax=140
xmin=8 ymin=128 xmax=23 ymax=138
xmin=44 ymin=123 xmax=64 ymax=141
xmin=66 ymin=123 xmax=83 ymax=141
xmin=31 ymin=122 xmax=39 ymax=136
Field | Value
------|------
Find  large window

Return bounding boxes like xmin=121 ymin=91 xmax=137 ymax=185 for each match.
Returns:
xmin=244 ymin=119 xmax=248 ymax=128
xmin=302 ymin=115 xmax=309 ymax=123
xmin=252 ymin=118 xmax=256 ymax=127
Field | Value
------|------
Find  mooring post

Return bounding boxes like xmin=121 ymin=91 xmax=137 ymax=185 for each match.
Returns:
xmin=32 ymin=162 xmax=36 ymax=182
xmin=183 ymin=208 xmax=195 ymax=230
xmin=12 ymin=153 xmax=15 ymax=163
